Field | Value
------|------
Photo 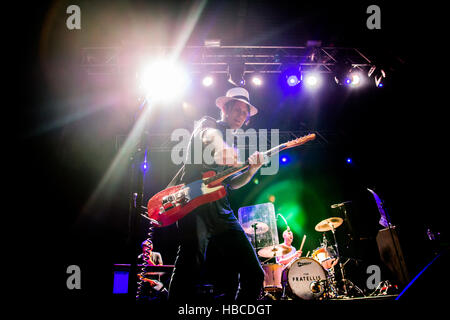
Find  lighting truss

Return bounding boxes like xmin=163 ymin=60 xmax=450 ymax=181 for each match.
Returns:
xmin=81 ymin=45 xmax=373 ymax=76
xmin=115 ymin=130 xmax=342 ymax=153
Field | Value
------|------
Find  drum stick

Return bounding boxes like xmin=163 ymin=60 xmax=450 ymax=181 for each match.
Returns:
xmin=306 ymin=251 xmax=310 ymax=257
xmin=299 ymin=235 xmax=306 ymax=254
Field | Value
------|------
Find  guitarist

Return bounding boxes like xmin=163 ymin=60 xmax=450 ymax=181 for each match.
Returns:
xmin=168 ymin=87 xmax=266 ymax=302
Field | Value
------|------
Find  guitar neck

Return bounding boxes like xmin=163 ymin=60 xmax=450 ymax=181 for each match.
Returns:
xmin=203 ymin=143 xmax=287 ymax=185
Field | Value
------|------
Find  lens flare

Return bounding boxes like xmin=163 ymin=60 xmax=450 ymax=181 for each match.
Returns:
xmin=139 ymin=60 xmax=189 ymax=102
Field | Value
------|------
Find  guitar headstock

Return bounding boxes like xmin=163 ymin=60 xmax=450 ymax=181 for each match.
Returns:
xmin=284 ymin=133 xmax=316 ymax=149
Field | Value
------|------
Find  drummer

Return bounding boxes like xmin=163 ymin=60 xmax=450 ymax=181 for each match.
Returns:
xmin=276 ymin=228 xmax=302 ymax=266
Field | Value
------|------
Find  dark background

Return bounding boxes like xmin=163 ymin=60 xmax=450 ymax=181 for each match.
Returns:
xmin=9 ymin=0 xmax=447 ymax=305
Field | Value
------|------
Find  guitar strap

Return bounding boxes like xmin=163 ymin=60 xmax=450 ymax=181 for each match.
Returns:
xmin=166 ymin=164 xmax=185 ymax=188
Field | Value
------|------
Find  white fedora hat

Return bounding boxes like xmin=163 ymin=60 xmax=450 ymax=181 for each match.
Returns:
xmin=215 ymin=87 xmax=258 ymax=117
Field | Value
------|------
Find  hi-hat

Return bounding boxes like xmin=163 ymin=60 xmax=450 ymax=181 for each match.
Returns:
xmin=243 ymin=221 xmax=269 ymax=235
xmin=258 ymin=244 xmax=292 ymax=258
xmin=315 ymin=217 xmax=343 ymax=232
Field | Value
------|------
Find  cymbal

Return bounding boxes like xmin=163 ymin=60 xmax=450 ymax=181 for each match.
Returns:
xmin=242 ymin=221 xmax=269 ymax=235
xmin=258 ymin=244 xmax=292 ymax=258
xmin=315 ymin=217 xmax=343 ymax=232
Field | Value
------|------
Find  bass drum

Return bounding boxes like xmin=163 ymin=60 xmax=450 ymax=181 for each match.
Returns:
xmin=282 ymin=257 xmax=327 ymax=300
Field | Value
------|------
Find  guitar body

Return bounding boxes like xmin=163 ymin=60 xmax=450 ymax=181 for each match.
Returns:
xmin=147 ymin=171 xmax=227 ymax=227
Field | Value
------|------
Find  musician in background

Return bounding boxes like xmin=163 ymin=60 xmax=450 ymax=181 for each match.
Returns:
xmin=139 ymin=239 xmax=163 ymax=266
xmin=276 ymin=228 xmax=302 ymax=266
xmin=138 ymin=239 xmax=168 ymax=301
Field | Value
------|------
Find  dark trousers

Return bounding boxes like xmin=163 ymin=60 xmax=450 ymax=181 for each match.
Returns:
xmin=168 ymin=202 xmax=264 ymax=302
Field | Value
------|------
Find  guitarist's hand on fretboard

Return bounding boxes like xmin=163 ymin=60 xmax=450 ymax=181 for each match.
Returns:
xmin=248 ymin=151 xmax=265 ymax=174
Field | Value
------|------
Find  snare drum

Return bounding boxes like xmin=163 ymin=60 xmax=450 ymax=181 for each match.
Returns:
xmin=281 ymin=257 xmax=327 ymax=300
xmin=262 ymin=263 xmax=283 ymax=291
xmin=312 ymin=246 xmax=338 ymax=270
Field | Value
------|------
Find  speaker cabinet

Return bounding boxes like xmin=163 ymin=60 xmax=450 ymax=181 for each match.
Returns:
xmin=376 ymin=226 xmax=409 ymax=286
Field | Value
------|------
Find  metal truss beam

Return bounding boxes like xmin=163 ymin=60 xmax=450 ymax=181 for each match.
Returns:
xmin=115 ymin=130 xmax=342 ymax=153
xmin=82 ymin=45 xmax=373 ymax=75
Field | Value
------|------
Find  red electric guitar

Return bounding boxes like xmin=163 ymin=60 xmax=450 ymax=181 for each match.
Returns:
xmin=147 ymin=133 xmax=316 ymax=227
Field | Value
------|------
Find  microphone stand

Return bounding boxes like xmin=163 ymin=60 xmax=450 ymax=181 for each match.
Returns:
xmin=328 ymin=222 xmax=348 ymax=296
xmin=252 ymin=222 xmax=259 ymax=252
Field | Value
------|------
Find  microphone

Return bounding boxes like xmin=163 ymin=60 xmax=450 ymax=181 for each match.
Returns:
xmin=331 ymin=201 xmax=352 ymax=209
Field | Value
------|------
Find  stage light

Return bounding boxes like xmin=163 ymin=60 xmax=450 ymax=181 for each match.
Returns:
xmin=303 ymin=72 xmax=321 ymax=89
xmin=251 ymin=75 xmax=263 ymax=86
xmin=375 ymin=69 xmax=386 ymax=88
xmin=202 ymin=75 xmax=214 ymax=87
xmin=346 ymin=157 xmax=352 ymax=164
xmin=141 ymin=150 xmax=149 ymax=172
xmin=281 ymin=155 xmax=290 ymax=164
xmin=343 ymin=69 xmax=364 ymax=88
xmin=368 ymin=65 xmax=386 ymax=88
xmin=280 ymin=64 xmax=302 ymax=91
xmin=333 ymin=60 xmax=360 ymax=87
xmin=305 ymin=74 xmax=318 ymax=86
xmin=139 ymin=59 xmax=189 ymax=102
xmin=254 ymin=178 xmax=259 ymax=185
xmin=287 ymin=75 xmax=300 ymax=86
xmin=269 ymin=195 xmax=276 ymax=202
xmin=351 ymin=73 xmax=361 ymax=86
xmin=227 ymin=61 xmax=246 ymax=86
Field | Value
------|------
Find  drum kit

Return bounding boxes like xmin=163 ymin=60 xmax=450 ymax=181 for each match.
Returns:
xmin=245 ymin=214 xmax=364 ymax=300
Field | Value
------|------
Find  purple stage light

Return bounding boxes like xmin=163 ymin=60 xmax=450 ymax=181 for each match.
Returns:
xmin=281 ymin=156 xmax=290 ymax=164
xmin=287 ymin=75 xmax=299 ymax=86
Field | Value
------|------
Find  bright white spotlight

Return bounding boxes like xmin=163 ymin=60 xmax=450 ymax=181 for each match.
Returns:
xmin=351 ymin=74 xmax=361 ymax=86
xmin=344 ymin=71 xmax=364 ymax=88
xmin=139 ymin=60 xmax=189 ymax=102
xmin=202 ymin=75 xmax=214 ymax=87
xmin=252 ymin=75 xmax=263 ymax=86
xmin=304 ymin=73 xmax=320 ymax=88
